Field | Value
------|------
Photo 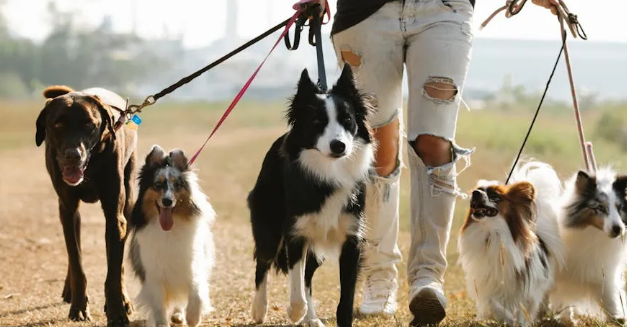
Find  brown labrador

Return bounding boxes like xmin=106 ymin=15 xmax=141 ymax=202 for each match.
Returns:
xmin=35 ymin=85 xmax=137 ymax=326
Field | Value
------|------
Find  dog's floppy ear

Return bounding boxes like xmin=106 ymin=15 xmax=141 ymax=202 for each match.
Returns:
xmin=89 ymin=95 xmax=117 ymax=141
xmin=35 ymin=104 xmax=49 ymax=147
xmin=169 ymin=149 xmax=189 ymax=171
xmin=146 ymin=145 xmax=167 ymax=168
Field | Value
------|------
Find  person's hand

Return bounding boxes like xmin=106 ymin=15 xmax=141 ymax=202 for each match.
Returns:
xmin=531 ymin=0 xmax=559 ymax=15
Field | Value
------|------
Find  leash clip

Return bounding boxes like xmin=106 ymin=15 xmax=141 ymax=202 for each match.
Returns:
xmin=127 ymin=95 xmax=156 ymax=115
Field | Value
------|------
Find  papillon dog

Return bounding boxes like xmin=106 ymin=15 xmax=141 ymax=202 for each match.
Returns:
xmin=458 ymin=161 xmax=564 ymax=326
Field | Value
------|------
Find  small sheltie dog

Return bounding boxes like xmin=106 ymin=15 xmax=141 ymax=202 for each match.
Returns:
xmin=548 ymin=167 xmax=627 ymax=324
xmin=129 ymin=145 xmax=215 ymax=327
xmin=247 ymin=65 xmax=374 ymax=327
xmin=458 ymin=161 xmax=564 ymax=326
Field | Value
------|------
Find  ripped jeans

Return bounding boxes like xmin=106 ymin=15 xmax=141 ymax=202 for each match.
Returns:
xmin=331 ymin=0 xmax=475 ymax=298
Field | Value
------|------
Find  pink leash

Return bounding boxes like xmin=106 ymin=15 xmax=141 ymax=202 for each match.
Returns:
xmin=188 ymin=0 xmax=330 ymax=165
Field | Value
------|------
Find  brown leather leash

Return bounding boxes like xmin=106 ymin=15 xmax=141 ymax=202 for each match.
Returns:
xmin=481 ymin=0 xmax=595 ymax=183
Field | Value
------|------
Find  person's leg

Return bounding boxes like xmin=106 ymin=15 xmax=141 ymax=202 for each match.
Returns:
xmin=331 ymin=2 xmax=405 ymax=316
xmin=402 ymin=0 xmax=475 ymax=325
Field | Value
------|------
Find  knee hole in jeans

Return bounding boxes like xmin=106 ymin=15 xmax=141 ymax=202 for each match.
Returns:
xmin=411 ymin=135 xmax=452 ymax=168
xmin=373 ymin=117 xmax=400 ymax=177
xmin=423 ymin=76 xmax=458 ymax=104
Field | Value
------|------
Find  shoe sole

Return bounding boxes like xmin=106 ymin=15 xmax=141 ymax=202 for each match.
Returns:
xmin=409 ymin=288 xmax=446 ymax=326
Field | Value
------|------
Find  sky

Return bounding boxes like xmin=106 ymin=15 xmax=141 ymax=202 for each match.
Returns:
xmin=4 ymin=0 xmax=626 ymax=48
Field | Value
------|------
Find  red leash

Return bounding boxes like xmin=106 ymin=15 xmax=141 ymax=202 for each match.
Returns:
xmin=188 ymin=0 xmax=330 ymax=165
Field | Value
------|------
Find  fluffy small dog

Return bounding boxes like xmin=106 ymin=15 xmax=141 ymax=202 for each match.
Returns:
xmin=247 ymin=65 xmax=374 ymax=327
xmin=129 ymin=145 xmax=215 ymax=327
xmin=458 ymin=161 xmax=564 ymax=326
xmin=548 ymin=167 xmax=627 ymax=324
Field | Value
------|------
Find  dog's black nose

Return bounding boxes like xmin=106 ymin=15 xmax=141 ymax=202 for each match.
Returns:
xmin=64 ymin=148 xmax=81 ymax=164
xmin=162 ymin=198 xmax=173 ymax=207
xmin=330 ymin=140 xmax=346 ymax=156
xmin=611 ymin=225 xmax=623 ymax=238
xmin=471 ymin=190 xmax=483 ymax=202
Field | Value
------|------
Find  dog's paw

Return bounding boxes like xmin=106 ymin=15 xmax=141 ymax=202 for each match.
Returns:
xmin=106 ymin=315 xmax=130 ymax=327
xmin=609 ymin=316 xmax=626 ymax=326
xmin=68 ymin=305 xmax=92 ymax=322
xmin=287 ymin=301 xmax=307 ymax=323
xmin=122 ymin=293 xmax=134 ymax=315
xmin=171 ymin=308 xmax=185 ymax=325
xmin=304 ymin=318 xmax=325 ymax=327
xmin=251 ymin=294 xmax=268 ymax=323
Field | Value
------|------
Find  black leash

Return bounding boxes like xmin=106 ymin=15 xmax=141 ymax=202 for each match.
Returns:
xmin=118 ymin=17 xmax=293 ymax=124
xmin=505 ymin=34 xmax=567 ymax=185
xmin=284 ymin=2 xmax=329 ymax=91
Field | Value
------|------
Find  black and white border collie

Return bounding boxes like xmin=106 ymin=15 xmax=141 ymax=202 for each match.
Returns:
xmin=248 ymin=65 xmax=374 ymax=327
xmin=129 ymin=145 xmax=215 ymax=327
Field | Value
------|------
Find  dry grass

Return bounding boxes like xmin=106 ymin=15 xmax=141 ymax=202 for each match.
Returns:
xmin=0 ymin=99 xmax=622 ymax=326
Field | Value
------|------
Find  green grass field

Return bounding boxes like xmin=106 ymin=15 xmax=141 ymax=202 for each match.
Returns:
xmin=1 ymin=98 xmax=626 ymax=326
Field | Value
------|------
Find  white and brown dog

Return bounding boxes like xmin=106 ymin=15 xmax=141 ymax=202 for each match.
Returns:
xmin=458 ymin=161 xmax=564 ymax=326
xmin=129 ymin=145 xmax=215 ymax=327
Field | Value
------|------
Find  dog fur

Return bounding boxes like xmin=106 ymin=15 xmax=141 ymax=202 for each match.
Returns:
xmin=458 ymin=161 xmax=564 ymax=326
xmin=129 ymin=145 xmax=215 ymax=327
xmin=247 ymin=65 xmax=374 ymax=327
xmin=35 ymin=85 xmax=136 ymax=326
xmin=548 ymin=167 xmax=627 ymax=324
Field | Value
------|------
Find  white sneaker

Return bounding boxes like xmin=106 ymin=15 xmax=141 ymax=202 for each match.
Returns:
xmin=358 ymin=269 xmax=398 ymax=316
xmin=408 ymin=279 xmax=447 ymax=326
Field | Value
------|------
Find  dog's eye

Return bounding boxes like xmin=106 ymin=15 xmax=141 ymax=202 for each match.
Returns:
xmin=154 ymin=181 xmax=165 ymax=189
xmin=486 ymin=189 xmax=501 ymax=202
xmin=312 ymin=119 xmax=323 ymax=126
xmin=594 ymin=204 xmax=607 ymax=214
xmin=343 ymin=116 xmax=353 ymax=124
xmin=54 ymin=122 xmax=64 ymax=129
xmin=84 ymin=122 xmax=95 ymax=130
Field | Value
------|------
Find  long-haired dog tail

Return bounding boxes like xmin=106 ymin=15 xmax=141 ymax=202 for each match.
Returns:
xmin=510 ymin=159 xmax=566 ymax=269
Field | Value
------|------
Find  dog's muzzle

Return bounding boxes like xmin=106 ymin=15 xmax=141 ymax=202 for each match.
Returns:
xmin=470 ymin=190 xmax=498 ymax=219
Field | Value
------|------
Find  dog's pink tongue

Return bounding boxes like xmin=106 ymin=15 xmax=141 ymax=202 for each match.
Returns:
xmin=159 ymin=207 xmax=174 ymax=231
xmin=62 ymin=167 xmax=84 ymax=184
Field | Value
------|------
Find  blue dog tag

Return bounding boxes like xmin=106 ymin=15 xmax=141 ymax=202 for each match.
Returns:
xmin=131 ymin=115 xmax=142 ymax=126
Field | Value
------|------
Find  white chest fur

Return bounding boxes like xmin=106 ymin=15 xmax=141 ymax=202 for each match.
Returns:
xmin=135 ymin=217 xmax=213 ymax=289
xmin=292 ymin=189 xmax=362 ymax=256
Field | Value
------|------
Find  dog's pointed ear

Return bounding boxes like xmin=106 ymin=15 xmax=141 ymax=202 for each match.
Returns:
xmin=614 ymin=174 xmax=627 ymax=194
xmin=332 ymin=64 xmax=359 ymax=98
xmin=295 ymin=69 xmax=320 ymax=96
xmin=169 ymin=149 xmax=189 ymax=171
xmin=287 ymin=69 xmax=321 ymax=126
xmin=508 ymin=181 xmax=536 ymax=204
xmin=146 ymin=145 xmax=167 ymax=168
xmin=575 ymin=170 xmax=596 ymax=195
